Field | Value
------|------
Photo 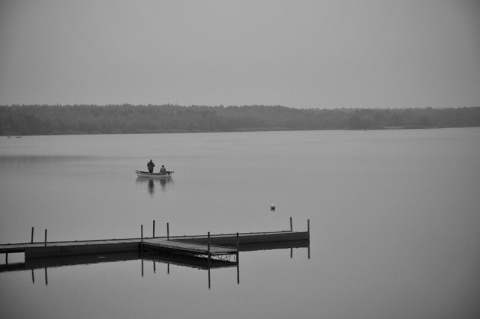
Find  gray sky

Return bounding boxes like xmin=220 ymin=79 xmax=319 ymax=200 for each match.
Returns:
xmin=1 ymin=0 xmax=479 ymax=109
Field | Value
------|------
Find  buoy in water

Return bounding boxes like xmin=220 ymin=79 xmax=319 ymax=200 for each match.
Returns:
xmin=270 ymin=204 xmax=275 ymax=211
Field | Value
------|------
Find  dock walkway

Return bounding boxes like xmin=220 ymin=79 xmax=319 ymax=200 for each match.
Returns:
xmin=143 ymin=238 xmax=237 ymax=256
xmin=0 ymin=238 xmax=139 ymax=254
xmin=0 ymin=230 xmax=309 ymax=260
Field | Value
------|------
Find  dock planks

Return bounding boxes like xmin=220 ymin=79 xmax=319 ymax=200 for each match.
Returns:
xmin=0 ymin=230 xmax=309 ymax=260
xmin=143 ymin=238 xmax=237 ymax=256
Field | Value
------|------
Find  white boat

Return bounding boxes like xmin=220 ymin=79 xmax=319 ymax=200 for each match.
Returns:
xmin=135 ymin=170 xmax=174 ymax=178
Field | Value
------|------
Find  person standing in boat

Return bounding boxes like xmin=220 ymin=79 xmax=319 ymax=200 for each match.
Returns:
xmin=160 ymin=165 xmax=167 ymax=175
xmin=147 ymin=160 xmax=155 ymax=173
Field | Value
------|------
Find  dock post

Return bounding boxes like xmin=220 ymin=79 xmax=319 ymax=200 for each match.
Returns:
xmin=236 ymin=232 xmax=240 ymax=284
xmin=141 ymin=224 xmax=144 ymax=277
xmin=5 ymin=253 xmax=7 ymax=264
xmin=44 ymin=229 xmax=47 ymax=247
xmin=208 ymin=231 xmax=211 ymax=290
xmin=31 ymin=269 xmax=35 ymax=283
xmin=153 ymin=220 xmax=155 ymax=238
xmin=307 ymin=219 xmax=311 ymax=259
xmin=207 ymin=232 xmax=211 ymax=267
xmin=236 ymin=232 xmax=239 ymax=252
xmin=290 ymin=217 xmax=293 ymax=231
xmin=31 ymin=227 xmax=34 ymax=243
xmin=45 ymin=267 xmax=48 ymax=286
xmin=207 ymin=232 xmax=211 ymax=258
xmin=141 ymin=225 xmax=144 ymax=255
xmin=167 ymin=223 xmax=170 ymax=241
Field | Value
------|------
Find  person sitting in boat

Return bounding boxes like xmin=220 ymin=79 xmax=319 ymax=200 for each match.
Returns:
xmin=147 ymin=160 xmax=155 ymax=173
xmin=160 ymin=165 xmax=167 ymax=175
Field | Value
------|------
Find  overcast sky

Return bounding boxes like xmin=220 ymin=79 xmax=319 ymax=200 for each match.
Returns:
xmin=1 ymin=0 xmax=479 ymax=109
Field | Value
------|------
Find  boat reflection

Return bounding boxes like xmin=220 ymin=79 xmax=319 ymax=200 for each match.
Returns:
xmin=136 ymin=177 xmax=173 ymax=196
xmin=0 ymin=240 xmax=309 ymax=289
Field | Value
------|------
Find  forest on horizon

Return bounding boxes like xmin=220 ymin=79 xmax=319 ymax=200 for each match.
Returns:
xmin=1 ymin=104 xmax=479 ymax=136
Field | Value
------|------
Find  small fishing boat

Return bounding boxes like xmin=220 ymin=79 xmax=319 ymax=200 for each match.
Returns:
xmin=135 ymin=170 xmax=174 ymax=178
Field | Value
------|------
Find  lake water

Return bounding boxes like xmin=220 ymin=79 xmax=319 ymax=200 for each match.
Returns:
xmin=1 ymin=128 xmax=479 ymax=319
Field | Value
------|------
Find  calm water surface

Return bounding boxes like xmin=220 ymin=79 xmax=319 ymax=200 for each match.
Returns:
xmin=1 ymin=129 xmax=479 ymax=319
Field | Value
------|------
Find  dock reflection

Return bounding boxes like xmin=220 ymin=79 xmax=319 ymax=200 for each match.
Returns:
xmin=0 ymin=240 xmax=309 ymax=289
xmin=136 ymin=177 xmax=173 ymax=196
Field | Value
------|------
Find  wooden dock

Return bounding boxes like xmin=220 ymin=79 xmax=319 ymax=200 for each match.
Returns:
xmin=143 ymin=238 xmax=237 ymax=256
xmin=0 ymin=231 xmax=308 ymax=260
xmin=1 ymin=218 xmax=310 ymax=264
xmin=1 ymin=219 xmax=310 ymax=289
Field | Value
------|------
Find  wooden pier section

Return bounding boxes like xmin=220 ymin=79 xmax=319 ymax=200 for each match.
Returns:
xmin=1 ymin=220 xmax=310 ymax=290
xmin=143 ymin=238 xmax=237 ymax=256
xmin=0 ymin=230 xmax=309 ymax=261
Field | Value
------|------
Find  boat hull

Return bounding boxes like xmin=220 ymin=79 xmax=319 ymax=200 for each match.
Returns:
xmin=135 ymin=170 xmax=173 ymax=178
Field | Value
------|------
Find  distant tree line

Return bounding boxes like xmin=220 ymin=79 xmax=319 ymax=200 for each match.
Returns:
xmin=1 ymin=104 xmax=479 ymax=135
